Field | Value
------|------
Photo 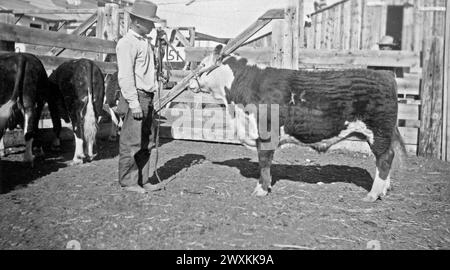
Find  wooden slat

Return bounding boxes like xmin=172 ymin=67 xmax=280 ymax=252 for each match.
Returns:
xmin=258 ymin=9 xmax=285 ymax=20
xmin=0 ymin=51 xmax=117 ymax=74
xmin=185 ymin=47 xmax=419 ymax=68
xmin=396 ymin=76 xmax=420 ymax=96
xmin=349 ymin=0 xmax=363 ymax=49
xmin=297 ymin=49 xmax=419 ymax=68
xmin=419 ymin=36 xmax=444 ymax=158
xmin=0 ymin=9 xmax=98 ymax=15
xmin=186 ymin=47 xmax=419 ymax=67
xmin=0 ymin=22 xmax=116 ymax=54
xmin=174 ymin=30 xmax=191 ymax=47
xmin=398 ymin=103 xmax=419 ymax=121
xmin=443 ymin=0 xmax=450 ymax=161
xmin=47 ymin=12 xmax=98 ymax=56
xmin=399 ymin=127 xmax=419 ymax=145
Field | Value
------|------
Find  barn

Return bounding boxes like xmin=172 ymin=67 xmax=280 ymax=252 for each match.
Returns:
xmin=0 ymin=0 xmax=449 ymax=251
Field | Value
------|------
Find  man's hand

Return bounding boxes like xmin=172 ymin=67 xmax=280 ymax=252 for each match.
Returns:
xmin=131 ymin=106 xmax=143 ymax=120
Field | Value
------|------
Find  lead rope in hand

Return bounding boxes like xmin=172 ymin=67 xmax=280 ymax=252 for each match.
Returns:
xmin=152 ymin=30 xmax=170 ymax=190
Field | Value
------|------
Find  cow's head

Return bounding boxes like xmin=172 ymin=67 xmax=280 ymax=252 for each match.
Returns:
xmin=189 ymin=45 xmax=235 ymax=104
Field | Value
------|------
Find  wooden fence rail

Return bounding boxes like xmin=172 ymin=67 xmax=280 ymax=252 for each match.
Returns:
xmin=0 ymin=22 xmax=116 ymax=54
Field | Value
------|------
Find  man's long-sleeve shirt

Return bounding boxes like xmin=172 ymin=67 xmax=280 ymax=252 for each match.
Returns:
xmin=116 ymin=29 xmax=157 ymax=110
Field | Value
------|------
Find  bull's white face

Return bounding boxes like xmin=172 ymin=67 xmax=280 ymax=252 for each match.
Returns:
xmin=189 ymin=54 xmax=235 ymax=105
xmin=189 ymin=50 xmax=260 ymax=149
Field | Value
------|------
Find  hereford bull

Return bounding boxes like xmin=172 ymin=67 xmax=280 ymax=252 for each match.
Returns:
xmin=48 ymin=59 xmax=105 ymax=165
xmin=189 ymin=45 xmax=406 ymax=202
xmin=0 ymin=52 xmax=60 ymax=164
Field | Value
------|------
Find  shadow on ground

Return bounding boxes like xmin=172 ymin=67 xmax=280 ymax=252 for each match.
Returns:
xmin=0 ymin=146 xmax=68 ymax=194
xmin=213 ymin=158 xmax=373 ymax=191
xmin=148 ymin=153 xmax=206 ymax=184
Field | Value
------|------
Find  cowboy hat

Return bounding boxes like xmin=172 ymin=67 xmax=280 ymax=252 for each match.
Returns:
xmin=377 ymin=35 xmax=397 ymax=46
xmin=125 ymin=0 xmax=161 ymax=22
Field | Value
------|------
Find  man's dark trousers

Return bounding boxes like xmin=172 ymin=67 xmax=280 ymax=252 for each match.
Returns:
xmin=119 ymin=91 xmax=156 ymax=187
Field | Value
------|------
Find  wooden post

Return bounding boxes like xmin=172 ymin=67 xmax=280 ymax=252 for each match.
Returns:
xmin=96 ymin=4 xmax=105 ymax=61
xmin=282 ymin=0 xmax=299 ymax=70
xmin=340 ymin=1 xmax=351 ymax=50
xmin=0 ymin=12 xmax=15 ymax=51
xmin=443 ymin=0 xmax=450 ymax=161
xmin=314 ymin=13 xmax=322 ymax=49
xmin=419 ymin=36 xmax=444 ymax=158
xmin=97 ymin=2 xmax=119 ymax=62
xmin=121 ymin=10 xmax=131 ymax=38
xmin=271 ymin=20 xmax=283 ymax=68
xmin=349 ymin=0 xmax=362 ymax=49
xmin=271 ymin=1 xmax=299 ymax=69
xmin=298 ymin=0 xmax=305 ymax=49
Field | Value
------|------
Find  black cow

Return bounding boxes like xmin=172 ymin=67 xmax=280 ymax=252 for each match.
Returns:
xmin=189 ymin=45 xmax=406 ymax=202
xmin=49 ymin=59 xmax=105 ymax=165
xmin=0 ymin=52 xmax=60 ymax=164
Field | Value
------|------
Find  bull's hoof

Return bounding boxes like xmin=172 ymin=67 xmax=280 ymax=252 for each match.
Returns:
xmin=362 ymin=193 xmax=379 ymax=203
xmin=70 ymin=159 xmax=84 ymax=166
xmin=87 ymin=153 xmax=97 ymax=162
xmin=108 ymin=135 xmax=118 ymax=142
xmin=252 ymin=184 xmax=269 ymax=197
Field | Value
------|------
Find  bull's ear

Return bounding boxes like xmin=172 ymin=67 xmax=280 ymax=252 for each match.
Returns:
xmin=214 ymin=44 xmax=223 ymax=56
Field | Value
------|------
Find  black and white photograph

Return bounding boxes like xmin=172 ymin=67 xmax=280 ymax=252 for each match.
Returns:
xmin=0 ymin=0 xmax=449 ymax=252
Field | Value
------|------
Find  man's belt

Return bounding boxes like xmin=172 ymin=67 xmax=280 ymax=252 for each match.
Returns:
xmin=137 ymin=89 xmax=154 ymax=98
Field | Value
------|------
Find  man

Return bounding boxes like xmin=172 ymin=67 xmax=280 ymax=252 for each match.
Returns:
xmin=116 ymin=0 xmax=162 ymax=193
xmin=369 ymin=35 xmax=403 ymax=78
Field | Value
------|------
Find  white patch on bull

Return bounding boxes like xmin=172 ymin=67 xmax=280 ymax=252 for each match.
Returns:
xmin=190 ymin=54 xmax=234 ymax=106
xmin=279 ymin=126 xmax=301 ymax=149
xmin=0 ymin=136 xmax=5 ymax=157
xmin=234 ymin=105 xmax=259 ymax=146
xmin=299 ymin=91 xmax=306 ymax=102
xmin=108 ymin=107 xmax=121 ymax=141
xmin=22 ymin=111 xmax=34 ymax=164
xmin=84 ymin=89 xmax=97 ymax=160
xmin=0 ymin=100 xmax=14 ymax=131
xmin=363 ymin=169 xmax=390 ymax=202
xmin=71 ymin=135 xmax=85 ymax=165
xmin=289 ymin=93 xmax=296 ymax=105
xmin=252 ymin=183 xmax=269 ymax=197
xmin=342 ymin=120 xmax=374 ymax=144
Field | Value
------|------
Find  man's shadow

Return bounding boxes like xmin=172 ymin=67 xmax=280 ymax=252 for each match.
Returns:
xmin=213 ymin=158 xmax=373 ymax=191
xmin=147 ymin=153 xmax=206 ymax=185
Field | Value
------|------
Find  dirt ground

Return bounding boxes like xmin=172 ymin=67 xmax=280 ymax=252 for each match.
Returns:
xmin=0 ymin=137 xmax=449 ymax=250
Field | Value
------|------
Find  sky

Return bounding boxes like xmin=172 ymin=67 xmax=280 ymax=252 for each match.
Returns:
xmin=152 ymin=0 xmax=340 ymax=38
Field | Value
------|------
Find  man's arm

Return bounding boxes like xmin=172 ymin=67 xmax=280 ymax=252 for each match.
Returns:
xmin=116 ymin=40 xmax=141 ymax=113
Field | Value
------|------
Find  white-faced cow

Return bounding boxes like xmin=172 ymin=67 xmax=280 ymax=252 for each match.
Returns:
xmin=189 ymin=45 xmax=406 ymax=202
xmin=0 ymin=52 xmax=60 ymax=164
xmin=48 ymin=59 xmax=105 ymax=165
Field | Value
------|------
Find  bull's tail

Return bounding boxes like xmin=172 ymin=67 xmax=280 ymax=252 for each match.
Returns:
xmin=83 ymin=61 xmax=98 ymax=148
xmin=391 ymin=126 xmax=408 ymax=170
xmin=0 ymin=55 xmax=26 ymax=132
